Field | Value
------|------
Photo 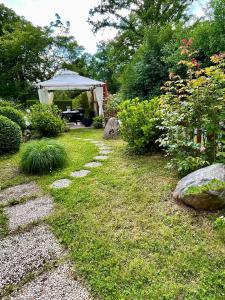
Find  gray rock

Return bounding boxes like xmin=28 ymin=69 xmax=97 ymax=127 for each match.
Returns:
xmin=0 ymin=226 xmax=63 ymax=292
xmin=0 ymin=183 xmax=42 ymax=205
xmin=10 ymin=263 xmax=91 ymax=300
xmin=51 ymin=179 xmax=72 ymax=189
xmin=71 ymin=170 xmax=90 ymax=178
xmin=84 ymin=162 xmax=102 ymax=168
xmin=173 ymin=163 xmax=225 ymax=210
xmin=103 ymin=117 xmax=119 ymax=139
xmin=4 ymin=196 xmax=53 ymax=231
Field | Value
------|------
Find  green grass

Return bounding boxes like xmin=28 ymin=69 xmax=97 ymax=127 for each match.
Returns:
xmin=1 ymin=129 xmax=225 ymax=299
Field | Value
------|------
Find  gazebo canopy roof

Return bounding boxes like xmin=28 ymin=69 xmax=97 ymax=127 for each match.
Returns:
xmin=38 ymin=69 xmax=105 ymax=91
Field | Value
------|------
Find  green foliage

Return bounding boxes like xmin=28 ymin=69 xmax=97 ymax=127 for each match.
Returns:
xmin=214 ymin=216 xmax=225 ymax=229
xmin=93 ymin=116 xmax=104 ymax=129
xmin=159 ymin=41 xmax=225 ymax=175
xmin=184 ymin=179 xmax=225 ymax=197
xmin=30 ymin=103 xmax=64 ymax=137
xmin=118 ymin=97 xmax=161 ymax=153
xmin=26 ymin=100 xmax=39 ymax=107
xmin=104 ymin=93 xmax=123 ymax=122
xmin=0 ymin=100 xmax=14 ymax=107
xmin=121 ymin=26 xmax=173 ymax=99
xmin=0 ymin=115 xmax=22 ymax=154
xmin=21 ymin=139 xmax=68 ymax=174
xmin=54 ymin=100 xmax=73 ymax=111
xmin=0 ymin=106 xmax=25 ymax=130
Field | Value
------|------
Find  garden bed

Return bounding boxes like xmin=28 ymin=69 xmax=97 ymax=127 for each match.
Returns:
xmin=0 ymin=129 xmax=225 ymax=299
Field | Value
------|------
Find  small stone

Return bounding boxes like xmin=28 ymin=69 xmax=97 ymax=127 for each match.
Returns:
xmin=83 ymin=138 xmax=94 ymax=141
xmin=99 ymin=150 xmax=112 ymax=155
xmin=4 ymin=196 xmax=53 ymax=231
xmin=0 ymin=183 xmax=42 ymax=205
xmin=84 ymin=162 xmax=102 ymax=168
xmin=71 ymin=170 xmax=90 ymax=178
xmin=94 ymin=156 xmax=109 ymax=161
xmin=51 ymin=179 xmax=72 ymax=189
xmin=103 ymin=117 xmax=120 ymax=139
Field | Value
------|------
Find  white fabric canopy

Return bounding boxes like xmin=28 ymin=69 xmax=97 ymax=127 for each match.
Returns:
xmin=37 ymin=69 xmax=105 ymax=115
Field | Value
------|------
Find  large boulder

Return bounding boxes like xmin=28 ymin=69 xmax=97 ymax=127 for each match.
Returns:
xmin=103 ymin=117 xmax=120 ymax=139
xmin=173 ymin=163 xmax=225 ymax=210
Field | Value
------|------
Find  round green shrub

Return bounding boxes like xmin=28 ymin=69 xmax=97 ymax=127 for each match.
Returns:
xmin=118 ymin=97 xmax=162 ymax=153
xmin=21 ymin=139 xmax=68 ymax=174
xmin=0 ymin=115 xmax=22 ymax=154
xmin=0 ymin=106 xmax=25 ymax=130
xmin=31 ymin=112 xmax=64 ymax=137
xmin=93 ymin=116 xmax=104 ymax=129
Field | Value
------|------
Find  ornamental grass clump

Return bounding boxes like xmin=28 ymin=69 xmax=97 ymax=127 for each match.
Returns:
xmin=21 ymin=139 xmax=68 ymax=174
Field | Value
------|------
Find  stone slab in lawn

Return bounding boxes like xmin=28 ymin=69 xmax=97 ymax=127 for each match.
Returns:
xmin=4 ymin=196 xmax=53 ymax=231
xmin=51 ymin=179 xmax=72 ymax=189
xmin=84 ymin=162 xmax=102 ymax=168
xmin=71 ymin=170 xmax=90 ymax=178
xmin=99 ymin=150 xmax=112 ymax=155
xmin=10 ymin=263 xmax=91 ymax=300
xmin=94 ymin=156 xmax=109 ymax=161
xmin=0 ymin=225 xmax=63 ymax=292
xmin=0 ymin=183 xmax=42 ymax=206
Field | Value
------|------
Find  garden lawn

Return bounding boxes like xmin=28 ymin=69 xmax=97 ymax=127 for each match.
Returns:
xmin=0 ymin=129 xmax=225 ymax=300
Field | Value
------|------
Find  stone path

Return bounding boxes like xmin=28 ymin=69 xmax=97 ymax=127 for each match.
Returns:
xmin=51 ymin=138 xmax=113 ymax=189
xmin=0 ymin=136 xmax=113 ymax=299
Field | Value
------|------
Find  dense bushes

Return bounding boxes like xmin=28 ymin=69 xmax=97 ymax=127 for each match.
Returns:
xmin=118 ymin=98 xmax=161 ymax=153
xmin=159 ymin=41 xmax=225 ymax=175
xmin=93 ymin=116 xmax=104 ymax=129
xmin=0 ymin=115 xmax=22 ymax=153
xmin=21 ymin=139 xmax=68 ymax=174
xmin=0 ymin=106 xmax=25 ymax=129
xmin=30 ymin=104 xmax=64 ymax=137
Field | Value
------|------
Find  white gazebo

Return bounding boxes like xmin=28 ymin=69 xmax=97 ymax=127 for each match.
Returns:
xmin=37 ymin=69 xmax=106 ymax=115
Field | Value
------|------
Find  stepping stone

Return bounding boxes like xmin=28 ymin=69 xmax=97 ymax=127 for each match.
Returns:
xmin=51 ymin=179 xmax=72 ymax=189
xmin=84 ymin=162 xmax=102 ymax=168
xmin=83 ymin=138 xmax=94 ymax=141
xmin=94 ymin=156 xmax=109 ymax=161
xmin=71 ymin=170 xmax=90 ymax=178
xmin=4 ymin=196 xmax=53 ymax=231
xmin=10 ymin=263 xmax=91 ymax=300
xmin=99 ymin=150 xmax=113 ymax=155
xmin=0 ymin=226 xmax=63 ymax=293
xmin=0 ymin=183 xmax=42 ymax=206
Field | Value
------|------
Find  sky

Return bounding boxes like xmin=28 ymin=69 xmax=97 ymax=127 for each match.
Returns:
xmin=1 ymin=0 xmax=207 ymax=54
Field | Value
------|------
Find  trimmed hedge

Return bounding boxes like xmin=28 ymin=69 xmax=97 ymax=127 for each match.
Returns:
xmin=21 ymin=139 xmax=68 ymax=174
xmin=0 ymin=106 xmax=26 ymax=130
xmin=0 ymin=115 xmax=22 ymax=154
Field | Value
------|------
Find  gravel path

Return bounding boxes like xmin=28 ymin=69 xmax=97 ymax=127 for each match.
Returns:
xmin=0 ymin=225 xmax=63 ymax=292
xmin=4 ymin=196 xmax=53 ymax=230
xmin=0 ymin=182 xmax=42 ymax=205
xmin=10 ymin=264 xmax=91 ymax=300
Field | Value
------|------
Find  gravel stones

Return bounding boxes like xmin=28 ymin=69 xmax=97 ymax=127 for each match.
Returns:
xmin=10 ymin=263 xmax=91 ymax=300
xmin=94 ymin=156 xmax=109 ymax=161
xmin=84 ymin=162 xmax=102 ymax=168
xmin=0 ymin=183 xmax=42 ymax=205
xmin=4 ymin=196 xmax=53 ymax=231
xmin=71 ymin=170 xmax=90 ymax=178
xmin=0 ymin=226 xmax=63 ymax=292
xmin=51 ymin=179 xmax=72 ymax=189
